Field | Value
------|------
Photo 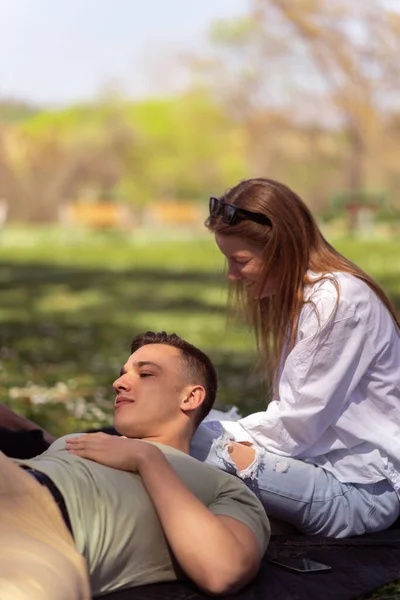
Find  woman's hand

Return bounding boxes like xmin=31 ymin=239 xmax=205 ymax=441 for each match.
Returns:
xmin=65 ymin=432 xmax=158 ymax=472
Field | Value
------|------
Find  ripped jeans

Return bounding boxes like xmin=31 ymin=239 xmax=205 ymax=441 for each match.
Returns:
xmin=190 ymin=422 xmax=400 ymax=538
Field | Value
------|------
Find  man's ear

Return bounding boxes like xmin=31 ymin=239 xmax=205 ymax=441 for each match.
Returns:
xmin=180 ymin=385 xmax=206 ymax=414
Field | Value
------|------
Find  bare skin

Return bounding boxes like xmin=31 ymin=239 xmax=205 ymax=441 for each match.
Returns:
xmin=228 ymin=441 xmax=257 ymax=472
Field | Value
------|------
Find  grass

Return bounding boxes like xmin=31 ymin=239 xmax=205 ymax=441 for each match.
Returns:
xmin=1 ymin=226 xmax=400 ymax=598
xmin=0 ymin=227 xmax=266 ymax=434
xmin=1 ymin=226 xmax=399 ymax=435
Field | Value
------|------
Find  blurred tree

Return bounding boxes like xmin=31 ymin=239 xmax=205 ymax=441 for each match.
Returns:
xmin=1 ymin=104 xmax=135 ymax=222
xmin=193 ymin=0 xmax=400 ymax=211
xmin=193 ymin=15 xmax=292 ymax=176
xmin=252 ymin=0 xmax=400 ymax=192
xmin=0 ymin=99 xmax=39 ymax=124
xmin=2 ymin=0 xmax=400 ymax=224
xmin=190 ymin=12 xmax=349 ymax=209
xmin=118 ymin=91 xmax=246 ymax=206
xmin=0 ymin=92 xmax=247 ymax=222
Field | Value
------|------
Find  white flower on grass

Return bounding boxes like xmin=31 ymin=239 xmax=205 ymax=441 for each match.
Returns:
xmin=86 ymin=404 xmax=108 ymax=422
xmin=8 ymin=382 xmax=72 ymax=405
xmin=72 ymin=398 xmax=87 ymax=419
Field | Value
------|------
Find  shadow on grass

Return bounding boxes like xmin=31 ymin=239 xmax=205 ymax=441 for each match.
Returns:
xmin=0 ymin=261 xmax=226 ymax=314
xmin=0 ymin=261 xmax=267 ymax=435
xmin=1 ymin=261 xmax=398 ymax=436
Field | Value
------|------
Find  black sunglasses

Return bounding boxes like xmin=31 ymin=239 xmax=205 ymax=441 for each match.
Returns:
xmin=209 ymin=197 xmax=271 ymax=227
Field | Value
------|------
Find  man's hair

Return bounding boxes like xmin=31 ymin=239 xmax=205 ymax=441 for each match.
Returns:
xmin=130 ymin=331 xmax=218 ymax=428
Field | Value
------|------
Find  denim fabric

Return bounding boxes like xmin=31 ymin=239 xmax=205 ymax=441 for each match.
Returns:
xmin=190 ymin=422 xmax=400 ymax=538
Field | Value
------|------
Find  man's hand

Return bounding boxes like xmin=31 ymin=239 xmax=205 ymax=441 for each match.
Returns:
xmin=65 ymin=433 xmax=158 ymax=471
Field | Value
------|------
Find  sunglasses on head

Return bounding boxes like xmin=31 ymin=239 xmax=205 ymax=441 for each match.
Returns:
xmin=209 ymin=197 xmax=272 ymax=227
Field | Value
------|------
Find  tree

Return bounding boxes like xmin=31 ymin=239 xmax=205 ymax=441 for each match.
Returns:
xmin=0 ymin=92 xmax=246 ymax=222
xmin=192 ymin=0 xmax=400 ymax=210
xmin=1 ymin=103 xmax=135 ymax=222
xmin=252 ymin=0 xmax=400 ymax=191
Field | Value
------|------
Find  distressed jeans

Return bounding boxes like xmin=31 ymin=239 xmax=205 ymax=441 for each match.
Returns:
xmin=190 ymin=422 xmax=400 ymax=538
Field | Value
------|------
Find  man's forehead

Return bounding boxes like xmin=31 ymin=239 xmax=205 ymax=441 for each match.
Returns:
xmin=126 ymin=344 xmax=182 ymax=367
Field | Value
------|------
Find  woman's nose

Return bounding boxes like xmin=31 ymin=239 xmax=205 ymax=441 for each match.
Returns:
xmin=227 ymin=265 xmax=241 ymax=281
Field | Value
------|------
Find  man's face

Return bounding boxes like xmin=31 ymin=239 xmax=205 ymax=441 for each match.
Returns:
xmin=113 ymin=343 xmax=186 ymax=438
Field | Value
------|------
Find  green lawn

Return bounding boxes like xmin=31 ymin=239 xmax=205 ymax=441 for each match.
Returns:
xmin=0 ymin=228 xmax=264 ymax=434
xmin=1 ymin=227 xmax=400 ymax=598
xmin=1 ymin=228 xmax=399 ymax=437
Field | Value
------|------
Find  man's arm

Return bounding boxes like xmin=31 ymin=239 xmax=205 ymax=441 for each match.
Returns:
xmin=66 ymin=434 xmax=263 ymax=595
xmin=136 ymin=447 xmax=261 ymax=595
xmin=0 ymin=403 xmax=55 ymax=445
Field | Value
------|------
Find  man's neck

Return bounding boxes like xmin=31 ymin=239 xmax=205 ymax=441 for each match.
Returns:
xmin=139 ymin=433 xmax=191 ymax=454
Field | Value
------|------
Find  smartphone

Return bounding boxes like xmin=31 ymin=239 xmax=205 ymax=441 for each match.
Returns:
xmin=267 ymin=556 xmax=332 ymax=573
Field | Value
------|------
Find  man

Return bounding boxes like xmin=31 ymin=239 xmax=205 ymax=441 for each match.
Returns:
xmin=0 ymin=331 xmax=270 ymax=600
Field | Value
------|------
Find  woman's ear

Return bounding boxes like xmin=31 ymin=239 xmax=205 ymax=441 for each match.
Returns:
xmin=180 ymin=385 xmax=206 ymax=414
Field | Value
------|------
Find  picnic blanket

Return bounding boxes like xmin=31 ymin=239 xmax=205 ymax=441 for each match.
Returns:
xmin=98 ymin=527 xmax=400 ymax=600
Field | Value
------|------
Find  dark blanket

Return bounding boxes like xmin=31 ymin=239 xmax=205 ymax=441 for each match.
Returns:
xmin=0 ymin=427 xmax=50 ymax=458
xmin=0 ymin=426 xmax=117 ymax=458
xmin=98 ymin=528 xmax=400 ymax=600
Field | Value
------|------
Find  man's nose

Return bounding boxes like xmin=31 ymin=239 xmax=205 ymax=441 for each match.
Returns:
xmin=113 ymin=375 xmax=130 ymax=392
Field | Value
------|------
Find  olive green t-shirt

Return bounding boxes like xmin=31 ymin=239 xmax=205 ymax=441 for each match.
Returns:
xmin=16 ymin=434 xmax=270 ymax=596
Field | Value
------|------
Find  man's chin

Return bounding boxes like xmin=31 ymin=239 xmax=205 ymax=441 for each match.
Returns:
xmin=113 ymin=415 xmax=135 ymax=438
xmin=113 ymin=417 xmax=146 ymax=440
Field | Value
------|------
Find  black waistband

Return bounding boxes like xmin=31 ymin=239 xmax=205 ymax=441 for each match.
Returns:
xmin=22 ymin=467 xmax=74 ymax=537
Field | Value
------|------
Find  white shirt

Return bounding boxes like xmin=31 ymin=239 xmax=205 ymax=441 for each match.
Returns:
xmin=222 ymin=272 xmax=400 ymax=493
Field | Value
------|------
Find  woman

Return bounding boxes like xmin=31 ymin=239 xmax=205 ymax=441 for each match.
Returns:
xmin=190 ymin=177 xmax=400 ymax=538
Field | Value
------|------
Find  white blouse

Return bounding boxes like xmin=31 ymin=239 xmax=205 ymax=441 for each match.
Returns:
xmin=222 ymin=272 xmax=400 ymax=493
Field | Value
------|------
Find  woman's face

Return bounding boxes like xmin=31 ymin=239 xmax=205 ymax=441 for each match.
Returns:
xmin=215 ymin=233 xmax=277 ymax=298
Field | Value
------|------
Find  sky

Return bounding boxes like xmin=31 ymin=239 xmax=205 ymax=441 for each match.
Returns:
xmin=0 ymin=0 xmax=248 ymax=107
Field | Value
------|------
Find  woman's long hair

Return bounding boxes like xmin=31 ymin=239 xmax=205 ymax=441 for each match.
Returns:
xmin=206 ymin=178 xmax=400 ymax=383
